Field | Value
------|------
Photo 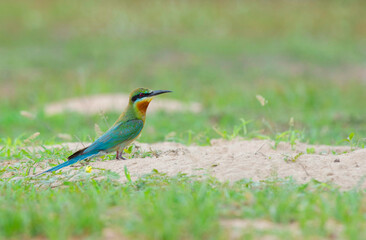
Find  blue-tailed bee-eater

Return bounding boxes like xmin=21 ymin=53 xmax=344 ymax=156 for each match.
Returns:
xmin=36 ymin=88 xmax=171 ymax=175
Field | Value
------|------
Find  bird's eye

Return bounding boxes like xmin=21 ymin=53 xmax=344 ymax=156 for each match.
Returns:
xmin=139 ymin=93 xmax=144 ymax=97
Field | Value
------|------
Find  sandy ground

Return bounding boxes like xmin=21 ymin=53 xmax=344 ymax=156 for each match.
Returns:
xmin=44 ymin=94 xmax=202 ymax=116
xmin=25 ymin=139 xmax=366 ymax=190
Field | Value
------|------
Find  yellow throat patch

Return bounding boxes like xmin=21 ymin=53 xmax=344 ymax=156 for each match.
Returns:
xmin=136 ymin=98 xmax=152 ymax=116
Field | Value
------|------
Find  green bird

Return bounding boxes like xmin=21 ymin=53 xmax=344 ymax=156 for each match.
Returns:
xmin=37 ymin=88 xmax=172 ymax=175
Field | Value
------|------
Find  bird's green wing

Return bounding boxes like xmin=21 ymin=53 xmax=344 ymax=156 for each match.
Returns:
xmin=83 ymin=119 xmax=144 ymax=155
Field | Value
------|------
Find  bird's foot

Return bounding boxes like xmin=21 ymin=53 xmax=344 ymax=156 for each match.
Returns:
xmin=116 ymin=151 xmax=127 ymax=160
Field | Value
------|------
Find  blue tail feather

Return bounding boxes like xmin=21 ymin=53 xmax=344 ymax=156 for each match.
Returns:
xmin=35 ymin=152 xmax=95 ymax=176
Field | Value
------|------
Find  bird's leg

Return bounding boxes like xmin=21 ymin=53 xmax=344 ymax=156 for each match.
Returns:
xmin=116 ymin=150 xmax=127 ymax=160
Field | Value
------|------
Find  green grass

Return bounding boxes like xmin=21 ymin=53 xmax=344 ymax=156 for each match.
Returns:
xmin=2 ymin=0 xmax=366 ymax=239
xmin=1 ymin=144 xmax=366 ymax=239
xmin=1 ymin=0 xmax=366 ymax=145
xmin=1 ymin=172 xmax=366 ymax=240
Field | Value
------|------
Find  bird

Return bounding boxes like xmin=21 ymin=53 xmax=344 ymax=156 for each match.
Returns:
xmin=36 ymin=88 xmax=172 ymax=176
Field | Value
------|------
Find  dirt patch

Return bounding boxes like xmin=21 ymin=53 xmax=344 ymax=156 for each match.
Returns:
xmin=220 ymin=218 xmax=343 ymax=239
xmin=242 ymin=56 xmax=366 ymax=83
xmin=26 ymin=139 xmax=366 ymax=190
xmin=221 ymin=218 xmax=302 ymax=239
xmin=44 ymin=94 xmax=202 ymax=116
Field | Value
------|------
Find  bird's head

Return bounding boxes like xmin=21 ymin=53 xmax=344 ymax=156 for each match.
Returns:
xmin=129 ymin=88 xmax=172 ymax=116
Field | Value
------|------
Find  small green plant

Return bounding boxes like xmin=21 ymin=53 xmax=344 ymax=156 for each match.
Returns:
xmin=306 ymin=147 xmax=316 ymax=154
xmin=184 ymin=130 xmax=212 ymax=146
xmin=123 ymin=144 xmax=161 ymax=159
xmin=239 ymin=118 xmax=252 ymax=136
xmin=343 ymin=132 xmax=356 ymax=150
xmin=124 ymin=165 xmax=132 ymax=183
xmin=273 ymin=118 xmax=304 ymax=150
xmin=213 ymin=126 xmax=237 ymax=140
xmin=213 ymin=118 xmax=255 ymax=140
xmin=342 ymin=132 xmax=366 ymax=150
xmin=283 ymin=152 xmax=304 ymax=163
xmin=124 ymin=145 xmax=134 ymax=157
xmin=255 ymin=95 xmax=304 ymax=149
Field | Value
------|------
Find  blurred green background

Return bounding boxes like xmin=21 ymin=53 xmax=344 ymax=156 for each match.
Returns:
xmin=1 ymin=0 xmax=366 ymax=145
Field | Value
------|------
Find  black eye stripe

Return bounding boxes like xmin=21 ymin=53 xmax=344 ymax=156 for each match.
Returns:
xmin=131 ymin=93 xmax=148 ymax=102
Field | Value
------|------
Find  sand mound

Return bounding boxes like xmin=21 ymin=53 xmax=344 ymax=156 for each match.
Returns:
xmin=44 ymin=94 xmax=202 ymax=116
xmin=30 ymin=139 xmax=366 ymax=190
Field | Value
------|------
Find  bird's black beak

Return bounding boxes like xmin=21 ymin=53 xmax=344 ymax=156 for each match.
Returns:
xmin=149 ymin=90 xmax=172 ymax=97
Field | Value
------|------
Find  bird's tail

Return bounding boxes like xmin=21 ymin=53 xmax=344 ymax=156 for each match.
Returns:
xmin=35 ymin=151 xmax=95 ymax=176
